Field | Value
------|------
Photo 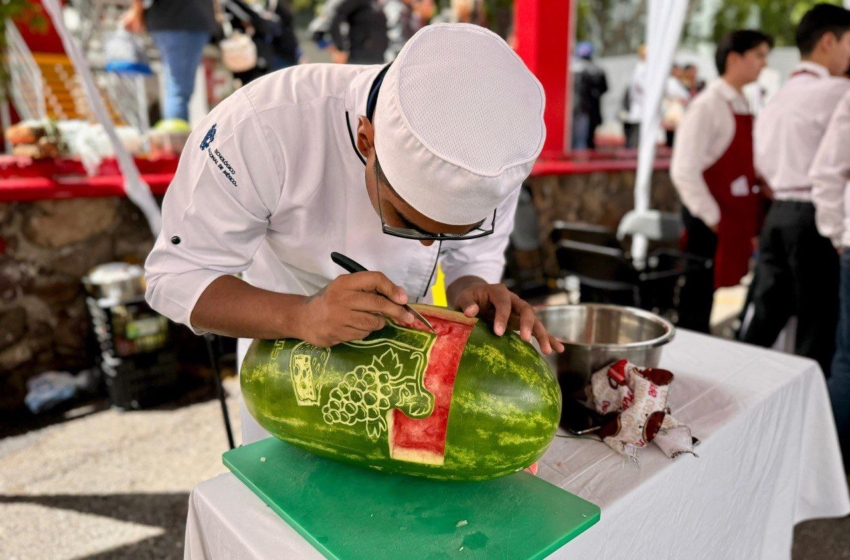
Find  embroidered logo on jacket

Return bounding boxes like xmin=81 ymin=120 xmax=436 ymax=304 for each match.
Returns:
xmin=200 ymin=123 xmax=238 ymax=187
xmin=200 ymin=124 xmax=217 ymax=150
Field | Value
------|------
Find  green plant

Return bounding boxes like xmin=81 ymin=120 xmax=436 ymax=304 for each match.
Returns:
xmin=708 ymin=0 xmax=841 ymax=47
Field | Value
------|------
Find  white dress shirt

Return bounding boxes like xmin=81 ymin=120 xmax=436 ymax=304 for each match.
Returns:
xmin=626 ymin=61 xmax=647 ymax=124
xmin=144 ymin=63 xmax=520 ymax=335
xmin=755 ymin=61 xmax=850 ymax=201
xmin=810 ymin=88 xmax=850 ymax=248
xmin=670 ymin=78 xmax=751 ymax=227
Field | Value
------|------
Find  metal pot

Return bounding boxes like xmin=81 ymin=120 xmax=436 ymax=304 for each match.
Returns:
xmin=535 ymin=304 xmax=675 ymax=399
xmin=82 ymin=262 xmax=146 ymax=302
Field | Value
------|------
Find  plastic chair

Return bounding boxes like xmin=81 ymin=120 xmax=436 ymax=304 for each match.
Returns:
xmin=555 ymin=240 xmax=707 ymax=314
xmin=550 ymin=221 xmax=622 ymax=250
xmin=554 ymin=240 xmax=640 ymax=306
xmin=616 ymin=210 xmax=683 ymax=242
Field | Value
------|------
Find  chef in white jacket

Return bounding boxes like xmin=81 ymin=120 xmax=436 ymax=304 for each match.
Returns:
xmin=144 ymin=24 xmax=563 ymax=444
xmin=739 ymin=4 xmax=850 ymax=378
xmin=809 ymin=88 xmax=850 ymax=450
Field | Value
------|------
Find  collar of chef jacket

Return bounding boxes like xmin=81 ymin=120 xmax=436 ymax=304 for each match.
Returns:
xmin=792 ymin=61 xmax=830 ymax=80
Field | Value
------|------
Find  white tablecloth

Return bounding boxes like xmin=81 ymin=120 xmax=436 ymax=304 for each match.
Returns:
xmin=185 ymin=331 xmax=850 ymax=560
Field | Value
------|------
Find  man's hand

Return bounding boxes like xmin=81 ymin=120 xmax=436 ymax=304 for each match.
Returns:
xmin=450 ymin=278 xmax=565 ymax=355
xmin=296 ymin=272 xmax=413 ymax=347
xmin=121 ymin=1 xmax=145 ymax=33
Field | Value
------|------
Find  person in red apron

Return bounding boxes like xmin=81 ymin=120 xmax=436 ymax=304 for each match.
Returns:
xmin=670 ymin=29 xmax=773 ymax=333
xmin=703 ymin=109 xmax=761 ymax=289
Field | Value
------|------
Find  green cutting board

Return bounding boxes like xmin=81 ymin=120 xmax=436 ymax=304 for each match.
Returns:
xmin=223 ymin=438 xmax=600 ymax=560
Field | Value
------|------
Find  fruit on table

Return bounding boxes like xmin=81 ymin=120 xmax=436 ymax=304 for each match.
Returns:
xmin=240 ymin=305 xmax=561 ymax=481
xmin=6 ymin=120 xmax=65 ymax=159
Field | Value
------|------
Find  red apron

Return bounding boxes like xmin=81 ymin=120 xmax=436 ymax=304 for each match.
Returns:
xmin=702 ymin=107 xmax=760 ymax=289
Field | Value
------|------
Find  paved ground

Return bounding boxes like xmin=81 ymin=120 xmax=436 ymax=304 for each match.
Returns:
xmin=0 ymin=376 xmax=242 ymax=560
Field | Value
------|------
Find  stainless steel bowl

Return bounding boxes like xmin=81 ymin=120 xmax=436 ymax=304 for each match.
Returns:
xmin=82 ymin=262 xmax=146 ymax=302
xmin=535 ymin=304 xmax=675 ymax=398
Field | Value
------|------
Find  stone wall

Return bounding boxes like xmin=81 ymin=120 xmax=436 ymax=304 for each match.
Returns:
xmin=0 ymin=198 xmax=156 ymax=412
xmin=526 ymin=169 xmax=680 ymax=276
xmin=0 ymin=169 xmax=679 ymax=412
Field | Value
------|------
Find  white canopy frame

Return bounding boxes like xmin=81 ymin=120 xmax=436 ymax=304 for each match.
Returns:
xmin=629 ymin=0 xmax=689 ymax=262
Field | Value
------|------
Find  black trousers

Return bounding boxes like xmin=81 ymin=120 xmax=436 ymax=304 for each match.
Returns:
xmin=678 ymin=207 xmax=717 ymax=333
xmin=624 ymin=123 xmax=641 ymax=149
xmin=738 ymin=200 xmax=839 ymax=376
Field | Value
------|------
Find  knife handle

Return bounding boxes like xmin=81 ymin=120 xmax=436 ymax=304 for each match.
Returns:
xmin=331 ymin=252 xmax=368 ymax=274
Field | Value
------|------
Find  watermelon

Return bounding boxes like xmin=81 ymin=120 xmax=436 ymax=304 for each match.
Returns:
xmin=240 ymin=305 xmax=561 ymax=481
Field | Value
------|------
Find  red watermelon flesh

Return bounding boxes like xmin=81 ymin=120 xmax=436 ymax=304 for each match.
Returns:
xmin=389 ymin=313 xmax=474 ymax=465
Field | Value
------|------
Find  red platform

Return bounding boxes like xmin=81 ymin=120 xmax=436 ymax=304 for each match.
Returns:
xmin=0 ymin=149 xmax=671 ymax=202
xmin=0 ymin=155 xmax=179 ymax=202
xmin=530 ymin=146 xmax=671 ymax=177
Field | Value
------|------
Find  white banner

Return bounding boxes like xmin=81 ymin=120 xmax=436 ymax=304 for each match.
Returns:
xmin=631 ymin=0 xmax=688 ymax=261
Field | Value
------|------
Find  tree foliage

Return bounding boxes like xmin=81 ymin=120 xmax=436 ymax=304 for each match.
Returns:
xmin=708 ymin=0 xmax=840 ymax=46
xmin=576 ymin=0 xmax=647 ymax=56
xmin=574 ymin=0 xmax=845 ymax=56
xmin=292 ymin=0 xmax=514 ymax=38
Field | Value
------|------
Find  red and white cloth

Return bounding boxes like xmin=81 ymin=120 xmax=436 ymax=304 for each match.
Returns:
xmin=587 ymin=359 xmax=697 ymax=461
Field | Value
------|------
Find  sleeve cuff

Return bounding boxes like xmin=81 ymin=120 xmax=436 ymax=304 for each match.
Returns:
xmin=145 ymin=269 xmax=228 ymax=336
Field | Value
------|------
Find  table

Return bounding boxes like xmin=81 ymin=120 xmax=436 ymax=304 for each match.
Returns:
xmin=0 ymin=154 xmax=178 ymax=202
xmin=185 ymin=331 xmax=850 ymax=560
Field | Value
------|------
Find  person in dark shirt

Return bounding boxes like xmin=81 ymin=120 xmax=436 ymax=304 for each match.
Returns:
xmin=267 ymin=0 xmax=300 ymax=70
xmin=221 ymin=0 xmax=301 ymax=84
xmin=123 ymin=0 xmax=218 ymax=121
xmin=324 ymin=0 xmax=388 ymax=64
xmin=571 ymin=41 xmax=608 ymax=150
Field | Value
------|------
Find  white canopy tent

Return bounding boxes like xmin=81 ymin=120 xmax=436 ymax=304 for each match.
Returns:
xmin=625 ymin=0 xmax=689 ymax=262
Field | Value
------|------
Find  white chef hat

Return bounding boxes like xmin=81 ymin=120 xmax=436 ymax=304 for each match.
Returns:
xmin=373 ymin=23 xmax=546 ymax=226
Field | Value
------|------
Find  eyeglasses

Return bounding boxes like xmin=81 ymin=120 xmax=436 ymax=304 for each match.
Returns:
xmin=376 ymin=182 xmax=497 ymax=241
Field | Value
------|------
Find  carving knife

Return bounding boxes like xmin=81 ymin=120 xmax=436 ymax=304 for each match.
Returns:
xmin=330 ymin=252 xmax=436 ymax=333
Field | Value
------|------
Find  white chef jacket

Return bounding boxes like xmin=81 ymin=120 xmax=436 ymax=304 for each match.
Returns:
xmin=754 ymin=61 xmax=850 ymax=201
xmin=670 ymin=78 xmax=751 ymax=227
xmin=144 ymin=63 xmax=521 ymax=443
xmin=810 ymin=87 xmax=850 ymax=248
